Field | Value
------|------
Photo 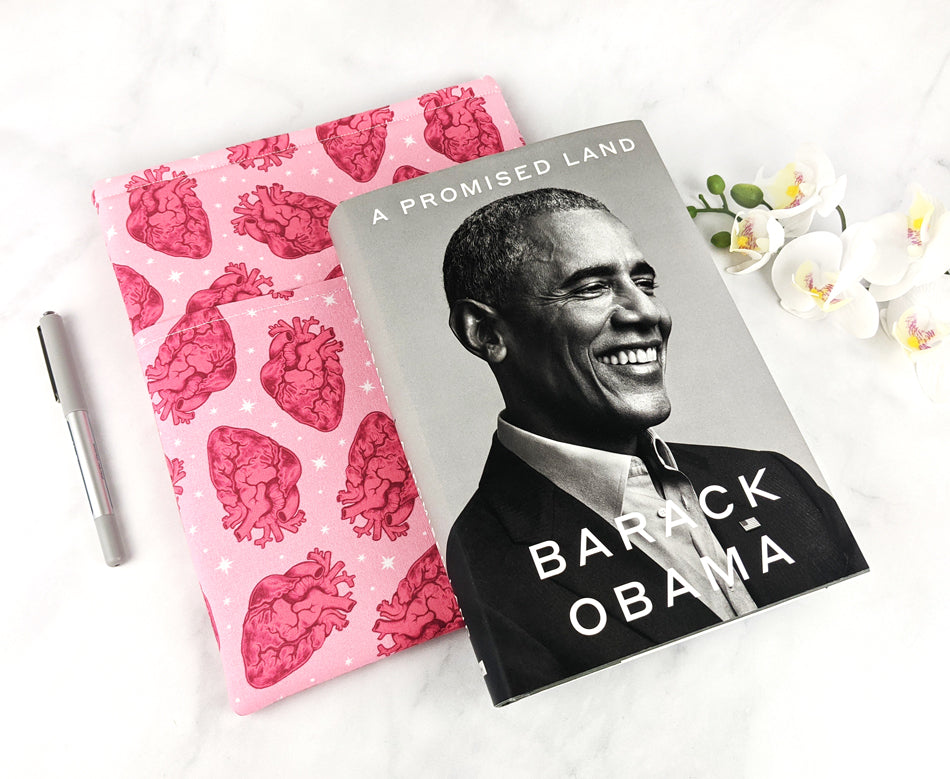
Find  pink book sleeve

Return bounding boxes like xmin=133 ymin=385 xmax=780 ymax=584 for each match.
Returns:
xmin=91 ymin=77 xmax=524 ymax=713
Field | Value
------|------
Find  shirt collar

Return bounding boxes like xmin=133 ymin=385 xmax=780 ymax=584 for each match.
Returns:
xmin=495 ymin=417 xmax=677 ymax=521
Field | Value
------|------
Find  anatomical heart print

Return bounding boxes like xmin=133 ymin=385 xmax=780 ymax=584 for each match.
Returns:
xmin=91 ymin=76 xmax=523 ymax=713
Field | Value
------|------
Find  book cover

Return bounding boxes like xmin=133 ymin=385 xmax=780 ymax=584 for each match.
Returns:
xmin=90 ymin=77 xmax=525 ymax=713
xmin=328 ymin=121 xmax=869 ymax=705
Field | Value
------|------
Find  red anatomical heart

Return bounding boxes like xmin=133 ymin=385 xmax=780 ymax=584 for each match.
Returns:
xmin=260 ymin=316 xmax=345 ymax=432
xmin=207 ymin=426 xmax=306 ymax=548
xmin=242 ymin=548 xmax=355 ymax=688
xmin=316 ymin=106 xmax=395 ymax=183
xmin=125 ymin=166 xmax=212 ymax=258
xmin=373 ymin=545 xmax=463 ymax=657
xmin=419 ymin=86 xmax=504 ymax=163
xmin=113 ymin=263 xmax=164 ymax=334
xmin=146 ymin=309 xmax=237 ymax=425
xmin=227 ymin=133 xmax=297 ymax=172
xmin=337 ymin=412 xmax=417 ymax=541
xmin=392 ymin=165 xmax=427 ymax=184
xmin=232 ymin=184 xmax=335 ymax=259
xmin=146 ymin=263 xmax=292 ymax=424
xmin=165 ymin=455 xmax=186 ymax=508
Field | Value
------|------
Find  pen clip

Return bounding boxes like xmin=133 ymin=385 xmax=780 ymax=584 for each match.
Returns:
xmin=37 ymin=325 xmax=61 ymax=403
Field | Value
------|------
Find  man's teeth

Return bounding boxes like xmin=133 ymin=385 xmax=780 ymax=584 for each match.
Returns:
xmin=597 ymin=347 xmax=658 ymax=365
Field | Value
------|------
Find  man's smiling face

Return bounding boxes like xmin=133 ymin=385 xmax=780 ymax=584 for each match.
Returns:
xmin=495 ymin=208 xmax=672 ymax=451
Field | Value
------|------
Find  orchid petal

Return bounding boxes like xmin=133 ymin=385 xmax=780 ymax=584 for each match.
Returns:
xmin=864 ymin=212 xmax=915 ymax=286
xmin=771 ymin=232 xmax=843 ymax=313
xmin=726 ymin=210 xmax=785 ymax=274
xmin=816 ymin=174 xmax=847 ymax=216
xmin=871 ymin=263 xmax=924 ymax=303
xmin=727 ymin=255 xmax=772 ymax=274
xmin=829 ymin=284 xmax=879 ymax=338
xmin=883 ymin=277 xmax=950 ymax=400
xmin=914 ymin=210 xmax=950 ymax=282
xmin=794 ymin=144 xmax=836 ymax=186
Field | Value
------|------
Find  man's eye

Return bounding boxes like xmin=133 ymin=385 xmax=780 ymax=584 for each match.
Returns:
xmin=635 ymin=277 xmax=658 ymax=294
xmin=574 ymin=282 xmax=610 ymax=296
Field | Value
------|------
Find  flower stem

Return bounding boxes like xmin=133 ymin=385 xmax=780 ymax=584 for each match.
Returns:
xmin=837 ymin=205 xmax=847 ymax=231
xmin=695 ymin=194 xmax=737 ymax=219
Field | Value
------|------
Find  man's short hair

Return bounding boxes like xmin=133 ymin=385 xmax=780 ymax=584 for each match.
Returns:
xmin=442 ymin=188 xmax=610 ymax=309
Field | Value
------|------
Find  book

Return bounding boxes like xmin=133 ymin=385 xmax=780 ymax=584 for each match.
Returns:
xmin=328 ymin=121 xmax=869 ymax=705
xmin=90 ymin=77 xmax=525 ymax=714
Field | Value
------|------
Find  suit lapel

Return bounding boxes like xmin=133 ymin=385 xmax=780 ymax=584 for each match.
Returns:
xmin=477 ymin=438 xmax=721 ymax=644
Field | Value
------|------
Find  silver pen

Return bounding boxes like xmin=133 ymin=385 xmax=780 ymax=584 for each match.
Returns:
xmin=38 ymin=311 xmax=124 ymax=566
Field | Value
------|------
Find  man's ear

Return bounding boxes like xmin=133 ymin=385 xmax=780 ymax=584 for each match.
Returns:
xmin=448 ymin=299 xmax=508 ymax=364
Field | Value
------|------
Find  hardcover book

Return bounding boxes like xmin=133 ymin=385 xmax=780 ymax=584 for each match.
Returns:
xmin=328 ymin=121 xmax=869 ymax=705
xmin=90 ymin=77 xmax=524 ymax=713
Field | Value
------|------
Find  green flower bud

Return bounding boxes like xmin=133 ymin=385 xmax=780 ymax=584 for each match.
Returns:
xmin=706 ymin=175 xmax=726 ymax=195
xmin=687 ymin=205 xmax=698 ymax=218
xmin=731 ymin=183 xmax=764 ymax=209
xmin=710 ymin=231 xmax=731 ymax=249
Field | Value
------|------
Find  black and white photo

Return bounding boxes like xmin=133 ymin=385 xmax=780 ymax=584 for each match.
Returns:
xmin=329 ymin=122 xmax=869 ymax=705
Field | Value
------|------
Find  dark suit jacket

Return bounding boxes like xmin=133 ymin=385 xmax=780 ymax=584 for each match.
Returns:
xmin=446 ymin=438 xmax=868 ymax=705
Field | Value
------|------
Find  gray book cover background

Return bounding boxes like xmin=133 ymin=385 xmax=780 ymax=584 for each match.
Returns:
xmin=329 ymin=121 xmax=823 ymax=550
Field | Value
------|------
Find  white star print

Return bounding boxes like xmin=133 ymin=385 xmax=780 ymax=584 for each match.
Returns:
xmin=358 ymin=554 xmax=366 ymax=563
xmin=240 ymin=399 xmax=255 ymax=413
xmin=382 ymin=556 xmax=395 ymax=570
xmin=194 ymin=490 xmax=203 ymax=499
xmin=216 ymin=557 xmax=233 ymax=574
xmin=106 ymin=225 xmax=117 ymax=239
xmin=322 ymin=293 xmax=336 ymax=306
xmin=169 ymin=270 xmax=183 ymax=283
xmin=360 ymin=380 xmax=375 ymax=394
xmin=321 ymin=525 xmax=329 ymax=535
xmin=312 ymin=456 xmax=327 ymax=470
xmin=403 ymin=135 xmax=416 ymax=147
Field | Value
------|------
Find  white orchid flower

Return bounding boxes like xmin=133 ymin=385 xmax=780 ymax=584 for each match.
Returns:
xmin=726 ymin=209 xmax=785 ymax=274
xmin=770 ymin=228 xmax=879 ymax=338
xmin=882 ymin=275 xmax=950 ymax=401
xmin=863 ymin=188 xmax=950 ymax=301
xmin=754 ymin=144 xmax=847 ymax=238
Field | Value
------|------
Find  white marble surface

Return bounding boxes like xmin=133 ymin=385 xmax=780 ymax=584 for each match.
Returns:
xmin=3 ymin=1 xmax=948 ymax=775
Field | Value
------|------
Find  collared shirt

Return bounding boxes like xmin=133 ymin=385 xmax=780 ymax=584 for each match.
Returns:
xmin=496 ymin=418 xmax=757 ymax=621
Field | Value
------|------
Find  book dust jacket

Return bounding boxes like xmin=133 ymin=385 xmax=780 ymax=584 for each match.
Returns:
xmin=329 ymin=122 xmax=868 ymax=705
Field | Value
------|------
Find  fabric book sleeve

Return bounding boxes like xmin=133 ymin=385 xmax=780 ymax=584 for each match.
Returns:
xmin=91 ymin=77 xmax=524 ymax=714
